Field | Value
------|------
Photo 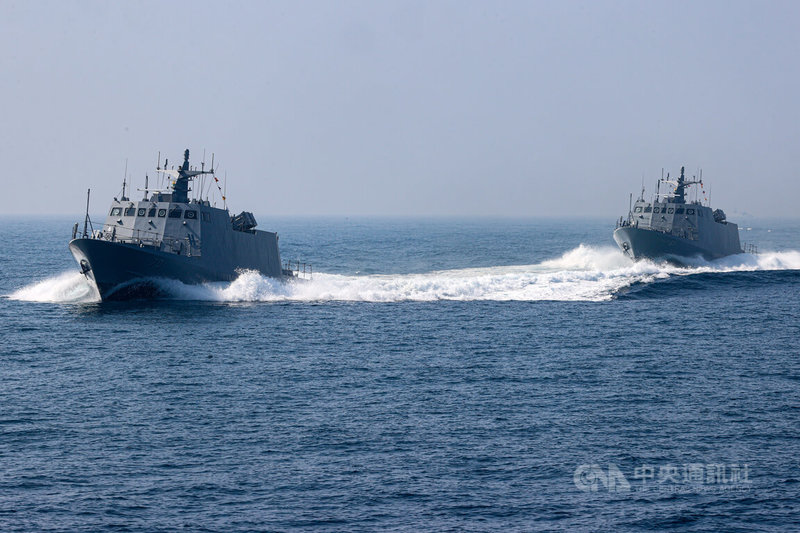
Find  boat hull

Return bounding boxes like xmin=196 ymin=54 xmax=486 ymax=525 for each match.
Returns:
xmin=69 ymin=238 xmax=280 ymax=300
xmin=613 ymin=226 xmax=740 ymax=263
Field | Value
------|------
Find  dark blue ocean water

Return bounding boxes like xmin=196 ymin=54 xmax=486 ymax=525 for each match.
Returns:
xmin=1 ymin=216 xmax=800 ymax=531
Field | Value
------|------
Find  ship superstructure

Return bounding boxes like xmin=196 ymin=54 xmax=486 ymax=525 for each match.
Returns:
xmin=613 ymin=167 xmax=742 ymax=262
xmin=69 ymin=149 xmax=298 ymax=300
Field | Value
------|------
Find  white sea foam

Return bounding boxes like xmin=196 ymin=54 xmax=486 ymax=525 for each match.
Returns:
xmin=8 ymin=271 xmax=100 ymax=303
xmin=7 ymin=246 xmax=800 ymax=304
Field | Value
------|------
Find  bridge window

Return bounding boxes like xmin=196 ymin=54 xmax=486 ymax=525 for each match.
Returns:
xmin=110 ymin=207 xmax=122 ymax=216
xmin=137 ymin=208 xmax=146 ymax=216
xmin=667 ymin=208 xmax=674 ymax=214
xmin=168 ymin=208 xmax=182 ymax=218
xmin=675 ymin=208 xmax=685 ymax=214
xmin=202 ymin=212 xmax=211 ymax=222
xmin=184 ymin=210 xmax=197 ymax=220
xmin=644 ymin=206 xmax=652 ymax=213
xmin=148 ymin=208 xmax=156 ymax=217
xmin=158 ymin=209 xmax=167 ymax=217
xmin=124 ymin=207 xmax=136 ymax=216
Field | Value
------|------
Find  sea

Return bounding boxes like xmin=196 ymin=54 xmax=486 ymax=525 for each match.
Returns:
xmin=1 ymin=216 xmax=799 ymax=532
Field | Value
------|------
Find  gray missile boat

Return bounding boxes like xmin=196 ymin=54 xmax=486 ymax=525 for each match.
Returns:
xmin=69 ymin=149 xmax=305 ymax=300
xmin=613 ymin=166 xmax=744 ymax=263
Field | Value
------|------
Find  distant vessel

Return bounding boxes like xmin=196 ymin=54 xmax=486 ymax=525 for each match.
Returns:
xmin=614 ymin=166 xmax=743 ymax=263
xmin=69 ymin=149 xmax=307 ymax=300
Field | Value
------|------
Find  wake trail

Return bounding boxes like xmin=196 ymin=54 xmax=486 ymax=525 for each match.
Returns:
xmin=8 ymin=246 xmax=800 ymax=304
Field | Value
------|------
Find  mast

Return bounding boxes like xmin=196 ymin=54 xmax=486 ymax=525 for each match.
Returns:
xmin=82 ymin=189 xmax=91 ymax=238
xmin=672 ymin=165 xmax=702 ymax=204
xmin=121 ymin=159 xmax=128 ymax=201
xmin=676 ymin=166 xmax=685 ymax=203
xmin=157 ymin=149 xmax=214 ymax=204
xmin=173 ymin=149 xmax=192 ymax=203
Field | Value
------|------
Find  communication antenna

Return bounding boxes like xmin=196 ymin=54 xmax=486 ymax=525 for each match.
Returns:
xmin=209 ymin=153 xmax=216 ymax=201
xmin=143 ymin=174 xmax=149 ymax=200
xmin=121 ymin=159 xmax=128 ymax=201
xmin=204 ymin=156 xmax=216 ymax=200
xmin=199 ymin=150 xmax=207 ymax=202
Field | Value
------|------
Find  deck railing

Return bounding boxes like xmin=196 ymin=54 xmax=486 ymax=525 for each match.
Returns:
xmin=615 ymin=218 xmax=698 ymax=241
xmin=89 ymin=225 xmax=202 ymax=257
xmin=283 ymin=260 xmax=312 ymax=279
xmin=742 ymin=242 xmax=758 ymax=254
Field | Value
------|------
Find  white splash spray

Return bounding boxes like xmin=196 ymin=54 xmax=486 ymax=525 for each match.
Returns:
xmin=7 ymin=246 xmax=800 ymax=304
xmin=8 ymin=271 xmax=100 ymax=303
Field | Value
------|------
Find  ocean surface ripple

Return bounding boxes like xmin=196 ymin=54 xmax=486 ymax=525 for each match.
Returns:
xmin=1 ymin=217 xmax=799 ymax=532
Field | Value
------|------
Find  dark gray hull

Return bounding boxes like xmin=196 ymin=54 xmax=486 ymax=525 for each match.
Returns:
xmin=615 ymin=166 xmax=744 ymax=265
xmin=69 ymin=237 xmax=283 ymax=300
xmin=613 ymin=226 xmax=741 ymax=263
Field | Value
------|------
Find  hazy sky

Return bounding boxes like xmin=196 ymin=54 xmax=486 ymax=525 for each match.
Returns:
xmin=2 ymin=0 xmax=798 ymax=217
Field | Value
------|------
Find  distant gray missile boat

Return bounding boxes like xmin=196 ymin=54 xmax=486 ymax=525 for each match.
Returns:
xmin=613 ymin=166 xmax=744 ymax=263
xmin=69 ymin=149 xmax=307 ymax=300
